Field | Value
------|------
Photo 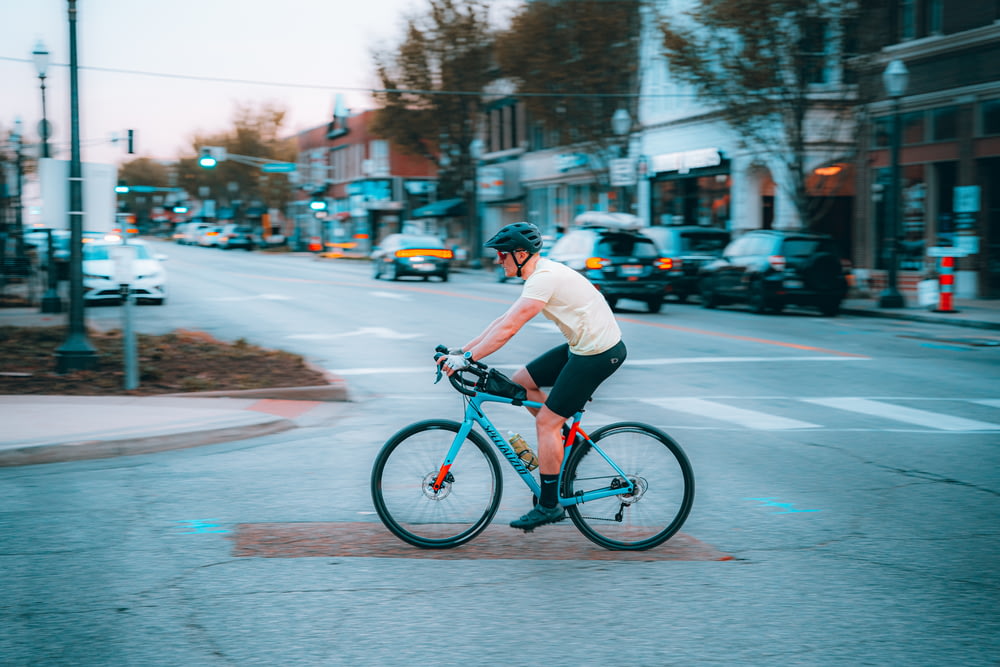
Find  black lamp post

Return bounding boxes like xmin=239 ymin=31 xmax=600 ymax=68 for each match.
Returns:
xmin=55 ymin=0 xmax=98 ymax=372
xmin=32 ymin=40 xmax=51 ymax=159
xmin=9 ymin=119 xmax=26 ymax=264
xmin=468 ymin=138 xmax=484 ymax=270
xmin=878 ymin=59 xmax=909 ymax=309
xmin=611 ymin=108 xmax=632 ymax=213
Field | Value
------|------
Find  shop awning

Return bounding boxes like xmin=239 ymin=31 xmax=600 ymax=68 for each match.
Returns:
xmin=411 ymin=198 xmax=466 ymax=219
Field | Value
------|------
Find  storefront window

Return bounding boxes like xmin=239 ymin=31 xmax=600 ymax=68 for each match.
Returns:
xmin=874 ymin=165 xmax=926 ymax=271
xmin=934 ymin=161 xmax=957 ymax=246
xmin=900 ymin=164 xmax=927 ymax=270
xmin=650 ymin=172 xmax=730 ymax=228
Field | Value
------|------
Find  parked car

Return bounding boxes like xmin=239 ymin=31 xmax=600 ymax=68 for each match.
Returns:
xmin=546 ymin=213 xmax=671 ymax=313
xmin=216 ymin=224 xmax=258 ymax=250
xmin=197 ymin=225 xmax=225 ymax=247
xmin=698 ymin=229 xmax=848 ymax=316
xmin=178 ymin=222 xmax=212 ymax=245
xmin=639 ymin=226 xmax=730 ymax=302
xmin=82 ymin=239 xmax=167 ymax=305
xmin=371 ymin=234 xmax=453 ymax=281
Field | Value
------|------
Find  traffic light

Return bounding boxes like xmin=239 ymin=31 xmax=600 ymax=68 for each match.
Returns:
xmin=127 ymin=129 xmax=134 ymax=154
xmin=198 ymin=147 xmax=218 ymax=169
xmin=309 ymin=199 xmax=327 ymax=211
xmin=115 ymin=179 xmax=129 ymax=194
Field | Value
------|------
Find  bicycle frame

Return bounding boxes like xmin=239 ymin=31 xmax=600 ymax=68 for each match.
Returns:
xmin=431 ymin=390 xmax=635 ymax=506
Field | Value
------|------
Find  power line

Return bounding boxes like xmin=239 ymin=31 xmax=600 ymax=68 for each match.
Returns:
xmin=0 ymin=55 xmax=692 ymax=99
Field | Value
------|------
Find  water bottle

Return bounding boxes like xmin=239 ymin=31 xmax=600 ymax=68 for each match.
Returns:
xmin=507 ymin=431 xmax=538 ymax=471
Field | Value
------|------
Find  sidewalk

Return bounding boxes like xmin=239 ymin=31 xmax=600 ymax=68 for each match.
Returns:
xmin=1 ymin=294 xmax=998 ymax=468
xmin=840 ymin=295 xmax=1000 ymax=331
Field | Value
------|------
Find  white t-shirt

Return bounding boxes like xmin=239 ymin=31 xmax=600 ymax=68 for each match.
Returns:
xmin=521 ymin=257 xmax=622 ymax=356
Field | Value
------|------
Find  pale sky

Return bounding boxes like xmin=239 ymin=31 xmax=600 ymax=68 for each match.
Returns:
xmin=0 ymin=0 xmax=518 ymax=166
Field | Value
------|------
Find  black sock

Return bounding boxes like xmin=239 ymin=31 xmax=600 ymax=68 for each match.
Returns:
xmin=539 ymin=474 xmax=559 ymax=508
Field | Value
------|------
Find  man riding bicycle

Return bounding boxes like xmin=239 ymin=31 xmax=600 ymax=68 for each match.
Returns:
xmin=440 ymin=222 xmax=627 ymax=531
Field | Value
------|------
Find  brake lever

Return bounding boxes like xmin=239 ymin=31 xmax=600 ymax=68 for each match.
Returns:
xmin=433 ymin=350 xmax=445 ymax=384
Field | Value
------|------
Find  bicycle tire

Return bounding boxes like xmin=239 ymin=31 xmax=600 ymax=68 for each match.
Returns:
xmin=563 ymin=422 xmax=694 ymax=550
xmin=370 ymin=419 xmax=502 ymax=549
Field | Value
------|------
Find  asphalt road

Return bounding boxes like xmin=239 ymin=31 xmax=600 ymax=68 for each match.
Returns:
xmin=3 ymin=239 xmax=999 ymax=666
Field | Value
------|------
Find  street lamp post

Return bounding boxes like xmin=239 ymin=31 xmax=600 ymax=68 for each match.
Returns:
xmin=467 ymin=138 xmax=484 ymax=270
xmin=9 ymin=119 xmax=27 ymax=264
xmin=611 ymin=108 xmax=632 ymax=213
xmin=878 ymin=59 xmax=909 ymax=309
xmin=32 ymin=40 xmax=51 ymax=159
xmin=55 ymin=0 xmax=99 ymax=372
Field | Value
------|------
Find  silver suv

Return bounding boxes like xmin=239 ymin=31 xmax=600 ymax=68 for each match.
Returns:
xmin=547 ymin=225 xmax=670 ymax=313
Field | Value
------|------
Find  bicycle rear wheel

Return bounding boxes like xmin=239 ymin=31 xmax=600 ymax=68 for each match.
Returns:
xmin=563 ymin=422 xmax=694 ymax=550
xmin=371 ymin=419 xmax=502 ymax=548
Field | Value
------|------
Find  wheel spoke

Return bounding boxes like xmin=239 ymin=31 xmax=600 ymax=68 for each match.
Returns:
xmin=564 ymin=423 xmax=694 ymax=550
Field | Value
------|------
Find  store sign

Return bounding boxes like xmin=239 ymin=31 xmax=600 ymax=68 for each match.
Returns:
xmin=478 ymin=166 xmax=505 ymax=199
xmin=609 ymin=158 xmax=636 ymax=186
xmin=651 ymin=148 xmax=722 ymax=174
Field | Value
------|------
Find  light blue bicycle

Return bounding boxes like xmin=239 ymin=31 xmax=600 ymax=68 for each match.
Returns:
xmin=370 ymin=346 xmax=695 ymax=551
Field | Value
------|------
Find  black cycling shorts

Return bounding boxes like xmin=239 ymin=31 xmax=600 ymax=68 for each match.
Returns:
xmin=525 ymin=340 xmax=627 ymax=418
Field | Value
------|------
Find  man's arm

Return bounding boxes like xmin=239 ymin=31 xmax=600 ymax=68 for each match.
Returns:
xmin=464 ymin=297 xmax=545 ymax=362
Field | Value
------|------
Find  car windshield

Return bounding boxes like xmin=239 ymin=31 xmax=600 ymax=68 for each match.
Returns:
xmin=782 ymin=238 xmax=836 ymax=257
xmin=84 ymin=244 xmax=153 ymax=261
xmin=596 ymin=234 xmax=658 ymax=258
xmin=680 ymin=232 xmax=729 ymax=254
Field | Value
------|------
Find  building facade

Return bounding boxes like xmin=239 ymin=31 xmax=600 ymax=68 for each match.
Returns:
xmin=855 ymin=1 xmax=1000 ymax=298
xmin=291 ymin=109 xmax=439 ymax=253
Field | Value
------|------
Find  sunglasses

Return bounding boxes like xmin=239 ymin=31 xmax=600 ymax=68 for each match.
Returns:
xmin=497 ymin=251 xmax=509 ymax=262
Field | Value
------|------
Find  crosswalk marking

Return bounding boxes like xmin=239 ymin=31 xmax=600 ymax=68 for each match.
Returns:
xmin=801 ymin=397 xmax=1000 ymax=431
xmin=387 ymin=394 xmax=1000 ymax=432
xmin=642 ymin=397 xmax=821 ymax=430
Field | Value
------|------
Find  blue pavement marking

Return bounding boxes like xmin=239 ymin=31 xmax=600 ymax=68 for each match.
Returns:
xmin=178 ymin=520 xmax=231 ymax=534
xmin=745 ymin=497 xmax=821 ymax=513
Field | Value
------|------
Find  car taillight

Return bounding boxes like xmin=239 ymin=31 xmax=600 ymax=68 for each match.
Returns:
xmin=656 ymin=257 xmax=679 ymax=270
xmin=395 ymin=248 xmax=453 ymax=259
xmin=768 ymin=255 xmax=786 ymax=271
xmin=585 ymin=257 xmax=609 ymax=270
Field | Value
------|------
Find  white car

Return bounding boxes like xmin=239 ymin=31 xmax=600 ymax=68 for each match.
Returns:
xmin=82 ymin=240 xmax=168 ymax=305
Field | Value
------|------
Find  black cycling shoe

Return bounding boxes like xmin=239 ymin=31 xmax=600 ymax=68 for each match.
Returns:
xmin=510 ymin=503 xmax=566 ymax=532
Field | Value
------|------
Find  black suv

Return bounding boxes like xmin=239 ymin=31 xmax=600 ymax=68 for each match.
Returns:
xmin=546 ymin=225 xmax=670 ymax=313
xmin=698 ymin=230 xmax=848 ymax=316
xmin=640 ymin=226 xmax=731 ymax=303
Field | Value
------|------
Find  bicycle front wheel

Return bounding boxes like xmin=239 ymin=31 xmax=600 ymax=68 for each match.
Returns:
xmin=370 ymin=419 xmax=502 ymax=549
xmin=563 ymin=422 xmax=694 ymax=550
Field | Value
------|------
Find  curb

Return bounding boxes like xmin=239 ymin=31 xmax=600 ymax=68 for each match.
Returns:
xmin=840 ymin=306 xmax=1000 ymax=331
xmin=0 ymin=417 xmax=296 ymax=467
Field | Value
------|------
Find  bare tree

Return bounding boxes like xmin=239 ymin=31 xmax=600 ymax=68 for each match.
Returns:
xmin=495 ymin=0 xmax=643 ymax=163
xmin=370 ymin=0 xmax=496 ymax=199
xmin=175 ymin=102 xmax=297 ymax=216
xmin=659 ymin=0 xmax=866 ymax=231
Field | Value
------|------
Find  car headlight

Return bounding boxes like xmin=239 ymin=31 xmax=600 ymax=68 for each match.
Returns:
xmin=84 ymin=273 xmax=110 ymax=280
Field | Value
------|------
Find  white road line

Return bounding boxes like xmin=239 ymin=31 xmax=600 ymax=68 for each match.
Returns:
xmin=642 ymin=397 xmax=821 ymax=430
xmin=328 ymin=357 xmax=867 ymax=376
xmin=972 ymin=399 xmax=1000 ymax=409
xmin=627 ymin=356 xmax=869 ymax=365
xmin=802 ymin=397 xmax=1000 ymax=431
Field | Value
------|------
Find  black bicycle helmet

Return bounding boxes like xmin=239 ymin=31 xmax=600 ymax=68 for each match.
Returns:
xmin=484 ymin=222 xmax=543 ymax=254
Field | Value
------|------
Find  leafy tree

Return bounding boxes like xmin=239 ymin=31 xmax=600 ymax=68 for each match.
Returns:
xmin=174 ymin=102 xmax=297 ymax=219
xmin=659 ymin=0 xmax=868 ymax=231
xmin=370 ymin=0 xmax=496 ymax=200
xmin=495 ymin=0 xmax=642 ymax=163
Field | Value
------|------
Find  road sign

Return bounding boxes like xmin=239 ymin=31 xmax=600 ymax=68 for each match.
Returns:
xmin=261 ymin=163 xmax=297 ymax=173
xmin=610 ymin=158 xmax=636 ymax=186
